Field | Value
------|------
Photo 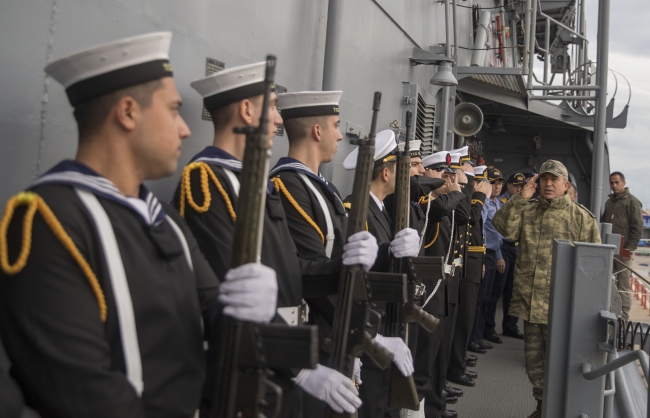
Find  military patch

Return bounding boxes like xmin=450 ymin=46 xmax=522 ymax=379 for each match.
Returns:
xmin=500 ymin=196 xmax=507 ymax=203
xmin=343 ymin=202 xmax=351 ymax=210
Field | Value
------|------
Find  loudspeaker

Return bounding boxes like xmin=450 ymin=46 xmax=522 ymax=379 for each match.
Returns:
xmin=453 ymin=102 xmax=483 ymax=137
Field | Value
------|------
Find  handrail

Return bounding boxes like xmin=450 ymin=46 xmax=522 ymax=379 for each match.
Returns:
xmin=582 ymin=350 xmax=650 ymax=418
xmin=536 ymin=0 xmax=589 ymax=42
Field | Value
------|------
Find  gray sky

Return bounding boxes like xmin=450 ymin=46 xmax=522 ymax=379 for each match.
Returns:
xmin=584 ymin=0 xmax=649 ymax=208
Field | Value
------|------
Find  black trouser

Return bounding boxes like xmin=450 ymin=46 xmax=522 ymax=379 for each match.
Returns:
xmin=500 ymin=243 xmax=520 ymax=333
xmin=414 ymin=313 xmax=445 ymax=417
xmin=358 ymin=358 xmax=390 ymax=418
xmin=425 ymin=302 xmax=458 ymax=417
xmin=447 ymin=280 xmax=480 ymax=377
xmin=471 ymin=250 xmax=496 ymax=342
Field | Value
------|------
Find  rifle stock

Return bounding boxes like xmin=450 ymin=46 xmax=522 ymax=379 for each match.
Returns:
xmin=328 ymin=93 xmax=393 ymax=418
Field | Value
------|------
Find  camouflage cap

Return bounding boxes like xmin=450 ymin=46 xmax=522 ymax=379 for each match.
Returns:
xmin=539 ymin=159 xmax=568 ymax=178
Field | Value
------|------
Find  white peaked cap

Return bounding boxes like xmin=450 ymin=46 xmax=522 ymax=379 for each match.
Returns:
xmin=450 ymin=153 xmax=462 ymax=165
xmin=191 ymin=61 xmax=268 ymax=110
xmin=398 ymin=140 xmax=422 ymax=153
xmin=343 ymin=130 xmax=397 ymax=171
xmin=474 ymin=165 xmax=488 ymax=175
xmin=45 ymin=31 xmax=173 ymax=106
xmin=277 ymin=91 xmax=342 ymax=120
xmin=449 ymin=145 xmax=469 ymax=158
xmin=422 ymin=151 xmax=451 ymax=168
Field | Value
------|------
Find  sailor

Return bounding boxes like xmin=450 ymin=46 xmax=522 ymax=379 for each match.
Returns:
xmin=0 ymin=32 xmax=278 ymax=417
xmin=469 ymin=167 xmax=505 ymax=355
xmin=489 ymin=173 xmax=527 ymax=342
xmin=177 ymin=72 xmax=367 ymax=416
xmin=446 ymin=165 xmax=491 ymax=394
xmin=342 ymin=130 xmax=419 ymax=418
xmin=416 ymin=151 xmax=467 ymax=418
xmin=267 ymin=90 xmax=379 ymax=416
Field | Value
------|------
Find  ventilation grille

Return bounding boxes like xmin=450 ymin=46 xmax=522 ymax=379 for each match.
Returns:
xmin=416 ymin=94 xmax=436 ymax=154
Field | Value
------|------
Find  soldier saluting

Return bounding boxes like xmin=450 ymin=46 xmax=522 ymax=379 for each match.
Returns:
xmin=492 ymin=159 xmax=600 ymax=418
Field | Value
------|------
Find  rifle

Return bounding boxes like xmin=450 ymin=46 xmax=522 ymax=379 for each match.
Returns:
xmin=327 ymin=92 xmax=394 ymax=418
xmin=212 ymin=56 xmax=318 ymax=418
xmin=385 ymin=111 xmax=440 ymax=410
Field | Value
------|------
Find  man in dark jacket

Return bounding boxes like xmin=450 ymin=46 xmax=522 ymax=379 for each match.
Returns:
xmin=601 ymin=172 xmax=644 ymax=320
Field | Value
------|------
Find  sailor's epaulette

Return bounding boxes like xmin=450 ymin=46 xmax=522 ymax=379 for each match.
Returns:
xmin=575 ymin=202 xmax=597 ymax=219
xmin=500 ymin=196 xmax=507 ymax=204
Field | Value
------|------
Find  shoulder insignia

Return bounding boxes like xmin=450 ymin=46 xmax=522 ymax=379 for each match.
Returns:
xmin=500 ymin=196 xmax=507 ymax=203
xmin=343 ymin=202 xmax=351 ymax=210
xmin=575 ymin=202 xmax=596 ymax=219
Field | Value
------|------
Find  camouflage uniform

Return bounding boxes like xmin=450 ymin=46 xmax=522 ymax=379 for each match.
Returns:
xmin=492 ymin=161 xmax=600 ymax=400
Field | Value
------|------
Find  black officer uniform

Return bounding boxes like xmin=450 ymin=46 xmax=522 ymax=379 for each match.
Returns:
xmin=415 ymin=188 xmax=466 ymax=418
xmin=447 ymin=175 xmax=487 ymax=380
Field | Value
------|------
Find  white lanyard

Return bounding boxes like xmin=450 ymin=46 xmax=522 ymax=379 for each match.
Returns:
xmin=76 ymin=188 xmax=193 ymax=396
xmin=298 ymin=173 xmax=335 ymax=258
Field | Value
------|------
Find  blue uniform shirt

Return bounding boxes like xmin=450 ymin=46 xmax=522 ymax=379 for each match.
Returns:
xmin=482 ymin=196 xmax=504 ymax=259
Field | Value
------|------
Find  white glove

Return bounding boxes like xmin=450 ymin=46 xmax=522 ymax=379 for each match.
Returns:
xmin=390 ymin=228 xmax=420 ymax=258
xmin=354 ymin=357 xmax=363 ymax=385
xmin=374 ymin=334 xmax=414 ymax=377
xmin=292 ymin=364 xmax=362 ymax=414
xmin=218 ymin=263 xmax=278 ymax=323
xmin=342 ymin=231 xmax=379 ymax=272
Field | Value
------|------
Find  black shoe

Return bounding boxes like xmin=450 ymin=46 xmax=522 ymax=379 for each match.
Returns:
xmin=467 ymin=341 xmax=487 ymax=354
xmin=466 ymin=358 xmax=477 ymax=367
xmin=444 ymin=394 xmax=458 ymax=404
xmin=464 ymin=370 xmax=477 ymax=379
xmin=446 ymin=373 xmax=476 ymax=387
xmin=445 ymin=385 xmax=464 ymax=397
xmin=466 ymin=354 xmax=477 ymax=361
xmin=477 ymin=339 xmax=493 ymax=349
xmin=484 ymin=333 xmax=503 ymax=344
xmin=440 ymin=409 xmax=458 ymax=418
xmin=503 ymin=328 xmax=524 ymax=339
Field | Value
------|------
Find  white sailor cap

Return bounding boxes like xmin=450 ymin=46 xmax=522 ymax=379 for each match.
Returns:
xmin=191 ymin=61 xmax=269 ymax=111
xmin=449 ymin=153 xmax=463 ymax=170
xmin=474 ymin=165 xmax=488 ymax=181
xmin=343 ymin=130 xmax=397 ymax=170
xmin=422 ymin=151 xmax=454 ymax=173
xmin=44 ymin=31 xmax=173 ymax=107
xmin=398 ymin=140 xmax=422 ymax=158
xmin=277 ymin=91 xmax=341 ymax=121
xmin=449 ymin=146 xmax=470 ymax=163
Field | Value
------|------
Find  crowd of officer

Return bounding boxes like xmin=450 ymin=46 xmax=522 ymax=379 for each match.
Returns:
xmin=0 ymin=31 xmax=605 ymax=418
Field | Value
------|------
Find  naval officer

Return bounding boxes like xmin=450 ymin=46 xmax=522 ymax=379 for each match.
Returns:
xmin=342 ymin=130 xmax=419 ymax=418
xmin=417 ymin=151 xmax=467 ymax=418
xmin=0 ymin=32 xmax=278 ymax=418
